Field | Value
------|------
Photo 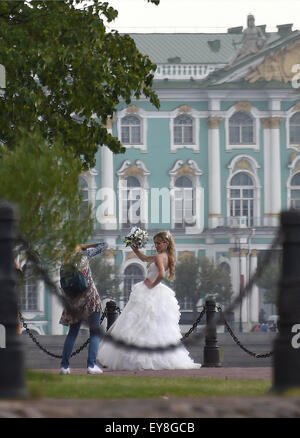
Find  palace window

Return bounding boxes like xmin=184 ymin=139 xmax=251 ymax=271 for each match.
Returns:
xmin=121 ymin=115 xmax=141 ymax=145
xmin=120 ymin=176 xmax=142 ymax=229
xmin=290 ymin=172 xmax=300 ymax=209
xmin=290 ymin=112 xmax=300 ymax=144
xmin=229 ymin=172 xmax=254 ymax=227
xmin=174 ymin=114 xmax=194 ymax=145
xmin=229 ymin=112 xmax=255 ymax=144
xmin=123 ymin=264 xmax=144 ymax=302
xmin=18 ymin=266 xmax=39 ymax=312
xmin=174 ymin=175 xmax=195 ymax=228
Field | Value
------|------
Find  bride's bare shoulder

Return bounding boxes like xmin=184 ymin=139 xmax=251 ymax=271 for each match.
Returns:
xmin=154 ymin=252 xmax=169 ymax=267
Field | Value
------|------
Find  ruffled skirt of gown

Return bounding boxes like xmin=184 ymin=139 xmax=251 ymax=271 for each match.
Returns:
xmin=97 ymin=281 xmax=201 ymax=370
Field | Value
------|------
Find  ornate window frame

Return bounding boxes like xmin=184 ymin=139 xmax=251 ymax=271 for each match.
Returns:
xmin=286 ymin=103 xmax=300 ymax=151
xmin=117 ymin=160 xmax=151 ymax=228
xmin=170 ymin=105 xmax=200 ymax=153
xmin=79 ymin=169 xmax=98 ymax=211
xmin=19 ymin=272 xmax=45 ymax=320
xmin=287 ymin=155 xmax=300 ymax=208
xmin=227 ymin=155 xmax=261 ymax=227
xmin=117 ymin=105 xmax=147 ymax=152
xmin=169 ymin=159 xmax=203 ymax=229
xmin=225 ymin=102 xmax=260 ymax=151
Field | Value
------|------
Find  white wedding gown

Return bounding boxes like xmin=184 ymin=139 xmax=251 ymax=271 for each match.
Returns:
xmin=97 ymin=262 xmax=201 ymax=370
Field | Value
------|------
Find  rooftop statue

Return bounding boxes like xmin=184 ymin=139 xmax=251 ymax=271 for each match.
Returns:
xmin=233 ymin=14 xmax=267 ymax=63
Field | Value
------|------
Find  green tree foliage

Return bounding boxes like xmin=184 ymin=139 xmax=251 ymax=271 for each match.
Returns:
xmin=257 ymin=259 xmax=281 ymax=305
xmin=174 ymin=255 xmax=233 ymax=312
xmin=0 ymin=0 xmax=160 ymax=169
xmin=89 ymin=255 xmax=121 ymax=300
xmin=0 ymin=129 xmax=93 ymax=269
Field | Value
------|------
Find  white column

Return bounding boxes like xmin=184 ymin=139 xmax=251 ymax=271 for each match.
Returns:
xmin=250 ymin=250 xmax=259 ymax=324
xmin=207 ymin=116 xmax=223 ymax=228
xmin=100 ymin=118 xmax=117 ymax=230
xmin=263 ymin=118 xmax=282 ymax=227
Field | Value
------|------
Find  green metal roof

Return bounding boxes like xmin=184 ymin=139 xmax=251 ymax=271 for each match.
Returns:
xmin=130 ymin=32 xmax=287 ymax=64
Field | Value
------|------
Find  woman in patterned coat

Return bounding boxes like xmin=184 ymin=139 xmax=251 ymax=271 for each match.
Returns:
xmin=59 ymin=242 xmax=107 ymax=375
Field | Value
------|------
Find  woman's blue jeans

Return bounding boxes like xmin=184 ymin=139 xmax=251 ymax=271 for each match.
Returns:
xmin=61 ymin=311 xmax=101 ymax=369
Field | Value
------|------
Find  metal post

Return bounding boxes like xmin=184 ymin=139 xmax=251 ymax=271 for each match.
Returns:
xmin=273 ymin=210 xmax=300 ymax=392
xmin=106 ymin=300 xmax=119 ymax=331
xmin=203 ymin=298 xmax=222 ymax=367
xmin=0 ymin=201 xmax=27 ymax=398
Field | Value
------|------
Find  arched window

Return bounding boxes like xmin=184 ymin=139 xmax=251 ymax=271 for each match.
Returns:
xmin=174 ymin=114 xmax=193 ymax=144
xmin=121 ymin=115 xmax=141 ymax=145
xmin=123 ymin=264 xmax=144 ymax=302
xmin=230 ymin=172 xmax=254 ymax=226
xmin=290 ymin=172 xmax=300 ymax=209
xmin=79 ymin=176 xmax=89 ymax=219
xmin=290 ymin=112 xmax=300 ymax=144
xmin=174 ymin=175 xmax=195 ymax=228
xmin=121 ymin=176 xmax=141 ymax=229
xmin=229 ymin=112 xmax=254 ymax=144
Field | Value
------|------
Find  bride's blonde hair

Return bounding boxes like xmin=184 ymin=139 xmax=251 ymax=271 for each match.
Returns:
xmin=154 ymin=230 xmax=175 ymax=282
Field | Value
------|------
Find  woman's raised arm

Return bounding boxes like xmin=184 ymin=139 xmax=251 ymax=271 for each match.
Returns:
xmin=131 ymin=246 xmax=156 ymax=263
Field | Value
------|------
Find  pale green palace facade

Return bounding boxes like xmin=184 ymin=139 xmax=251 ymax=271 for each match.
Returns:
xmin=20 ymin=18 xmax=300 ymax=334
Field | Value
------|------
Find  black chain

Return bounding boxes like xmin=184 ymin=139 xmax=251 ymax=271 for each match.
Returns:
xmin=181 ymin=306 xmax=206 ymax=340
xmin=217 ymin=306 xmax=273 ymax=359
xmin=19 ymin=310 xmax=107 ymax=359
xmin=16 ymin=232 xmax=281 ymax=356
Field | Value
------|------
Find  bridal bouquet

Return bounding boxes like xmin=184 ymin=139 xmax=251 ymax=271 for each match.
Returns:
xmin=124 ymin=226 xmax=149 ymax=249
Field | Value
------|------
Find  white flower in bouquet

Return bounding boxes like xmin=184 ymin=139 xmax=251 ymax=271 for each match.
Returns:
xmin=124 ymin=227 xmax=149 ymax=249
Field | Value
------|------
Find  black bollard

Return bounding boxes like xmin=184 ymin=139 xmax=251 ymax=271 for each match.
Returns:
xmin=203 ymin=298 xmax=222 ymax=367
xmin=0 ymin=201 xmax=27 ymax=398
xmin=273 ymin=210 xmax=300 ymax=392
xmin=106 ymin=300 xmax=119 ymax=331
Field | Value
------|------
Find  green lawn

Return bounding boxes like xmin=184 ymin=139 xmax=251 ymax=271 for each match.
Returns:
xmin=27 ymin=371 xmax=271 ymax=399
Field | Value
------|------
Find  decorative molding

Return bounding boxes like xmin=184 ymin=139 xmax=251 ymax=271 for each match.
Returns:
xmin=169 ymin=159 xmax=203 ymax=179
xmin=103 ymin=249 xmax=118 ymax=259
xmin=228 ymin=154 xmax=261 ymax=173
xmin=240 ymin=249 xmax=249 ymax=257
xmin=126 ymin=105 xmax=140 ymax=114
xmin=207 ymin=116 xmax=223 ymax=129
xmin=178 ymin=105 xmax=192 ymax=113
xmin=105 ymin=117 xmax=115 ymax=129
xmin=262 ymin=117 xmax=283 ymax=129
xmin=229 ymin=248 xmax=240 ymax=257
xmin=235 ymin=101 xmax=253 ymax=112
xmin=178 ymin=251 xmax=194 ymax=259
xmin=125 ymin=251 xmax=138 ymax=260
xmin=293 ymin=101 xmax=300 ymax=112
xmin=169 ymin=160 xmax=184 ymax=176
xmin=234 ymin=158 xmax=253 ymax=172
xmin=117 ymin=160 xmax=151 ymax=179
xmin=246 ymin=39 xmax=300 ymax=84
xmin=250 ymin=249 xmax=260 ymax=257
xmin=176 ymin=163 xmax=195 ymax=177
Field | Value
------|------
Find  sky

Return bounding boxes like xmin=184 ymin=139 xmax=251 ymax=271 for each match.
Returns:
xmin=102 ymin=0 xmax=300 ymax=33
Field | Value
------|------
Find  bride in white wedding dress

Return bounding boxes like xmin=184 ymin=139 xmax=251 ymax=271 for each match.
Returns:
xmin=97 ymin=231 xmax=201 ymax=370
